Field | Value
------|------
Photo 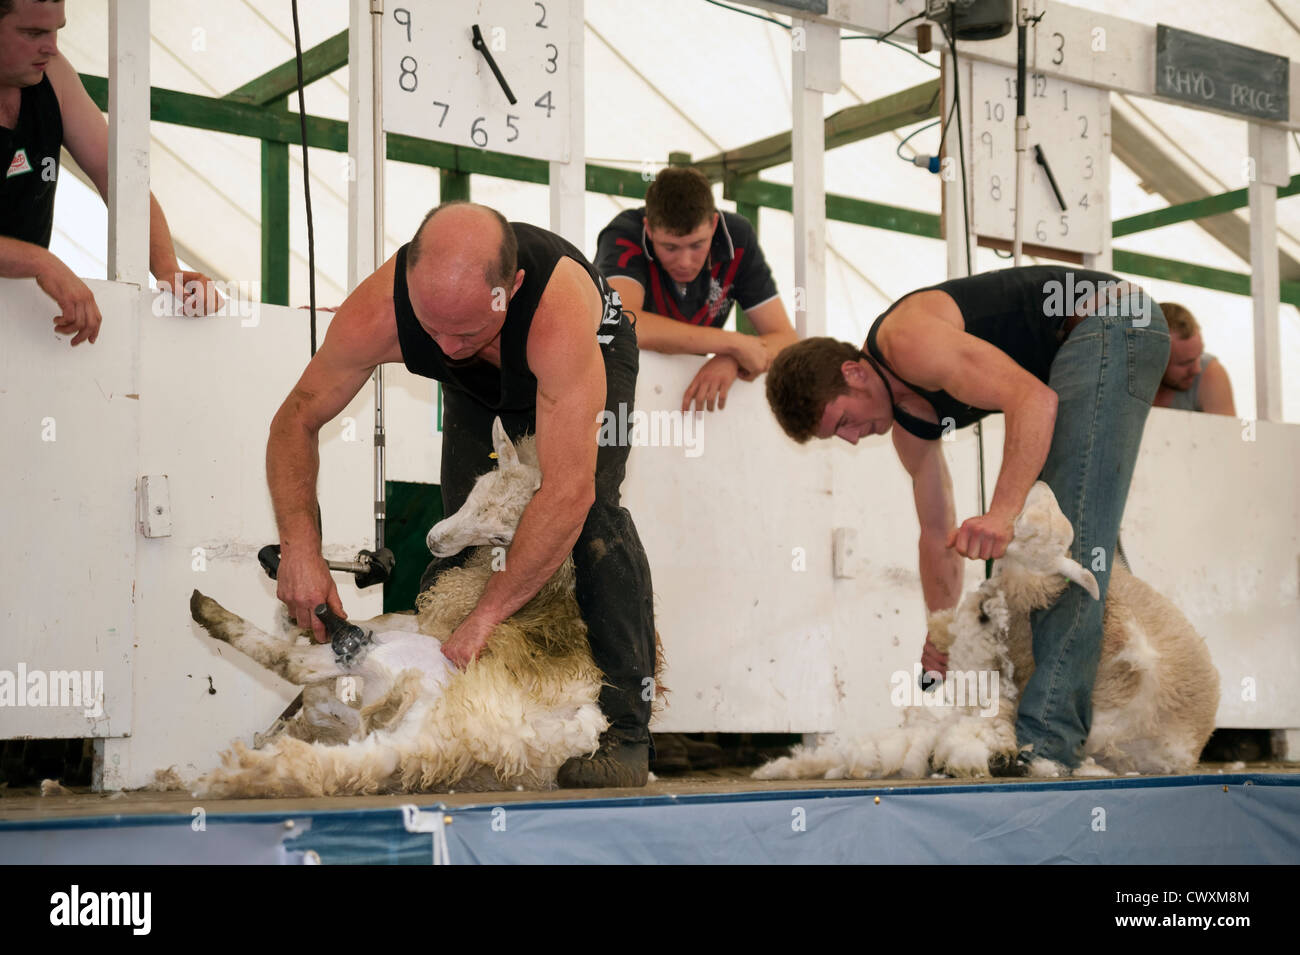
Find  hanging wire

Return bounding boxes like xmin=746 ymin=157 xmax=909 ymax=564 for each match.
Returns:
xmin=895 ymin=118 xmax=942 ymax=160
xmin=290 ymin=0 xmax=318 ymax=357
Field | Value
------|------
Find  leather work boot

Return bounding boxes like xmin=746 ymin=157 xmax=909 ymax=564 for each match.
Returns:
xmin=650 ymin=733 xmax=690 ymax=774
xmin=558 ymin=732 xmax=649 ymax=788
xmin=679 ymin=735 xmax=723 ymax=770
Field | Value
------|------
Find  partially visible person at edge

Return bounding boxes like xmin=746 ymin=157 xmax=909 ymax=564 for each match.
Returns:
xmin=1153 ymin=302 xmax=1236 ymax=416
xmin=0 ymin=0 xmax=221 ymax=347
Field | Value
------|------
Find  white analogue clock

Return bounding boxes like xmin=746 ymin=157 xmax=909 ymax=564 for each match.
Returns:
xmin=383 ymin=0 xmax=573 ymax=163
xmin=966 ymin=60 xmax=1110 ymax=257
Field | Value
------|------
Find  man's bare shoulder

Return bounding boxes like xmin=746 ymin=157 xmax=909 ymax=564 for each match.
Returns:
xmin=877 ymin=291 xmax=965 ymax=377
xmin=878 ymin=290 xmax=964 ymax=340
xmin=532 ymin=258 xmax=601 ymax=336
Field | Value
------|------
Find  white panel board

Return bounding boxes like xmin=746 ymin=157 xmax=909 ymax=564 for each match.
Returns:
xmin=1122 ymin=411 xmax=1300 ymax=728
xmin=123 ymin=300 xmax=383 ymax=787
xmin=979 ymin=411 xmax=1300 ymax=730
xmin=827 ymin=425 xmax=989 ymax=736
xmin=624 ymin=354 xmax=836 ymax=732
xmin=0 ymin=279 xmax=139 ymax=740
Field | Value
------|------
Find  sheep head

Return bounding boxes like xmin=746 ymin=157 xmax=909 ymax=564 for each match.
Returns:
xmin=996 ymin=481 xmax=1100 ymax=605
xmin=425 ymin=418 xmax=542 ymax=558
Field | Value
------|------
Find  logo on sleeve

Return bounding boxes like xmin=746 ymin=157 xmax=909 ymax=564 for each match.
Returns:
xmin=7 ymin=148 xmax=33 ymax=178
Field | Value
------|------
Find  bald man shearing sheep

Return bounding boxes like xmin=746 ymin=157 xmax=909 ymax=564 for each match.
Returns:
xmin=266 ymin=201 xmax=656 ymax=788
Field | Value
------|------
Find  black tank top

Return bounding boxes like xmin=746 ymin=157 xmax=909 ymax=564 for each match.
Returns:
xmin=865 ymin=265 xmax=1123 ymax=440
xmin=0 ymin=74 xmax=62 ymax=247
xmin=393 ymin=222 xmax=614 ymax=411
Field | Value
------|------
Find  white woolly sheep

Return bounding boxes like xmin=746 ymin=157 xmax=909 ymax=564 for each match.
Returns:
xmin=755 ymin=481 xmax=1220 ymax=781
xmin=188 ymin=419 xmax=607 ymax=796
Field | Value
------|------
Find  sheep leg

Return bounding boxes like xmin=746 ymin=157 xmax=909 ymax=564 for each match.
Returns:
xmin=190 ymin=590 xmax=348 ymax=686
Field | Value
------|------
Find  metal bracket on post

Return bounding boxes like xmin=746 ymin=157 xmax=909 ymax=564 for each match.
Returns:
xmin=400 ymin=804 xmax=452 ymax=865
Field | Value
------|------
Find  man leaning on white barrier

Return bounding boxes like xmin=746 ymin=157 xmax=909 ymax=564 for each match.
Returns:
xmin=764 ymin=266 xmax=1171 ymax=775
xmin=595 ymin=166 xmax=798 ymax=412
xmin=0 ymin=0 xmax=219 ymax=346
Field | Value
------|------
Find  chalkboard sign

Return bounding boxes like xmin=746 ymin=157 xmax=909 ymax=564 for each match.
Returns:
xmin=1155 ymin=25 xmax=1289 ymax=122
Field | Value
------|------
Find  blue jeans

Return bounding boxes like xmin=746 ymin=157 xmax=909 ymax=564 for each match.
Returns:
xmin=1015 ymin=289 xmax=1170 ymax=766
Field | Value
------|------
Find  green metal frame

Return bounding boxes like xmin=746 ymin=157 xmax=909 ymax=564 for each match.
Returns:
xmin=260 ymin=97 xmax=290 ymax=306
xmin=79 ymin=41 xmax=1300 ymax=309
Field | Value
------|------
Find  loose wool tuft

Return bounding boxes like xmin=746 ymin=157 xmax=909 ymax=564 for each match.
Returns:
xmin=755 ymin=481 xmax=1220 ymax=782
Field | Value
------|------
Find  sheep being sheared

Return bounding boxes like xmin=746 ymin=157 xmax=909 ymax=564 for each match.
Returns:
xmin=188 ymin=419 xmax=607 ymax=796
xmin=755 ymin=481 xmax=1219 ymax=781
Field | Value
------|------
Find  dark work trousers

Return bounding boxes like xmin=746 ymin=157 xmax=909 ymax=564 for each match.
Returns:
xmin=422 ymin=315 xmax=656 ymax=746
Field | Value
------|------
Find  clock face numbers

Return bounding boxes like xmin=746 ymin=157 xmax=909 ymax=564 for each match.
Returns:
xmin=383 ymin=1 xmax=571 ymax=162
xmin=969 ymin=62 xmax=1108 ymax=256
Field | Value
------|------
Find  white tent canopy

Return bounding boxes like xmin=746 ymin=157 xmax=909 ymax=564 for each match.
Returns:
xmin=50 ymin=0 xmax=1300 ymax=419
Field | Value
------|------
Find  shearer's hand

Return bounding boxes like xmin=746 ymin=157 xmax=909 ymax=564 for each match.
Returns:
xmin=947 ymin=510 xmax=1016 ymax=561
xmin=37 ymin=254 xmax=103 ymax=346
xmin=441 ymin=615 xmax=495 ymax=670
xmin=921 ymin=633 xmax=949 ymax=680
xmin=157 ymin=270 xmax=225 ymax=317
xmin=276 ymin=549 xmax=344 ymax=643
xmin=682 ymin=353 xmax=741 ymax=412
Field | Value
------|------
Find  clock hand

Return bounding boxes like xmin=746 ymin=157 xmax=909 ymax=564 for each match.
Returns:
xmin=470 ymin=24 xmax=517 ymax=106
xmin=1034 ymin=144 xmax=1068 ymax=212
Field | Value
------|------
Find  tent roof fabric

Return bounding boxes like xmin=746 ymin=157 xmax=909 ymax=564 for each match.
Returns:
xmin=48 ymin=0 xmax=1300 ymax=420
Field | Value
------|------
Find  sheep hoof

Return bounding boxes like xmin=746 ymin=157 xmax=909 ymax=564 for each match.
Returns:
xmin=988 ymin=753 xmax=1030 ymax=778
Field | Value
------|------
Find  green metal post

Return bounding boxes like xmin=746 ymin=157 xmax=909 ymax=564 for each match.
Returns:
xmin=440 ymin=168 xmax=471 ymax=202
xmin=261 ymin=96 xmax=290 ymax=306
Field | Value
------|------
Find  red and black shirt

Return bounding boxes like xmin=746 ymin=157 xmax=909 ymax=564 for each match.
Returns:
xmin=595 ymin=207 xmax=778 ymax=329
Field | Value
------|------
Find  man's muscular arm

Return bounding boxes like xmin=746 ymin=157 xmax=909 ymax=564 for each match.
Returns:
xmin=882 ymin=309 xmax=1058 ymax=560
xmin=608 ymin=276 xmax=769 ymax=374
xmin=894 ymin=426 xmax=961 ymax=677
xmin=441 ymin=259 xmax=605 ymax=668
xmin=893 ymin=427 xmax=962 ymax=613
xmin=267 ymin=257 xmax=400 ymax=640
xmin=46 ymin=53 xmax=220 ymax=314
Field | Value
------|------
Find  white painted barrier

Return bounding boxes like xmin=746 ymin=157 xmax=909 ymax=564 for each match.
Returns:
xmin=2 ymin=279 xmax=1296 ymax=787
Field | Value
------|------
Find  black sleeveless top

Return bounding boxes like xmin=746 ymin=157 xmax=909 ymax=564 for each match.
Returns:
xmin=393 ymin=222 xmax=613 ymax=411
xmin=0 ymin=74 xmax=62 ymax=247
xmin=865 ymin=265 xmax=1123 ymax=440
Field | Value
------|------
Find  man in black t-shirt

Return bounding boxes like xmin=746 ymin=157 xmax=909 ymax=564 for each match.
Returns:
xmin=764 ymin=269 xmax=1170 ymax=776
xmin=0 ymin=0 xmax=219 ymax=346
xmin=595 ymin=167 xmax=797 ymax=412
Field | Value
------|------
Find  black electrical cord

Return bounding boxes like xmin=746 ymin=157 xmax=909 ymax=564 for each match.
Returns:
xmin=291 ymin=0 xmax=318 ymax=358
xmin=867 ymin=10 xmax=926 ymax=44
xmin=896 ymin=118 xmax=942 ymax=160
xmin=895 ymin=83 xmax=956 ymax=167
